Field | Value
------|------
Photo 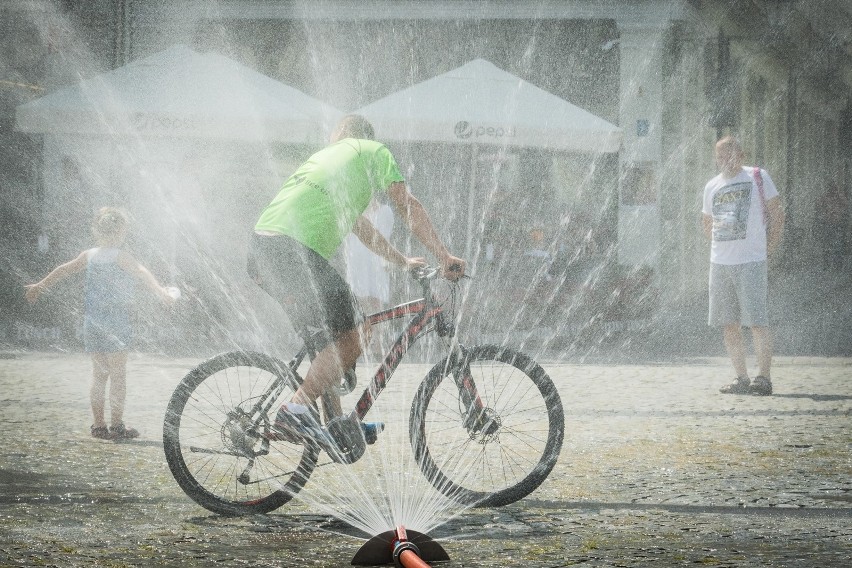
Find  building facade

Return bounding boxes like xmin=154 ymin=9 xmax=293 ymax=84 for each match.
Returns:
xmin=2 ymin=0 xmax=850 ymax=349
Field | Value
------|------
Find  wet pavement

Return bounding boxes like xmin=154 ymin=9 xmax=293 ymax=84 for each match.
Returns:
xmin=0 ymin=351 xmax=850 ymax=567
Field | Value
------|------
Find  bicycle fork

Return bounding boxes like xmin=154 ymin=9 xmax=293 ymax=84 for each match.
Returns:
xmin=452 ymin=347 xmax=501 ymax=442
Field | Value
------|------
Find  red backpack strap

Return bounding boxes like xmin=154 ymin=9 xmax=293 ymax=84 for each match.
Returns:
xmin=753 ymin=166 xmax=768 ymax=224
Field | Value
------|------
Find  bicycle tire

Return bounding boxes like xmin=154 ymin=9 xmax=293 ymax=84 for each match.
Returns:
xmin=410 ymin=345 xmax=564 ymax=507
xmin=163 ymin=351 xmax=319 ymax=516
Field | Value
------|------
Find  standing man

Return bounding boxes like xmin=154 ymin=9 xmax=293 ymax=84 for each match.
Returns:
xmin=249 ymin=114 xmax=465 ymax=438
xmin=702 ymin=136 xmax=784 ymax=395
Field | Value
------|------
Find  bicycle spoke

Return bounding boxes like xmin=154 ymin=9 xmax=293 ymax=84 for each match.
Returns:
xmin=411 ymin=345 xmax=563 ymax=507
xmin=164 ymin=351 xmax=318 ymax=515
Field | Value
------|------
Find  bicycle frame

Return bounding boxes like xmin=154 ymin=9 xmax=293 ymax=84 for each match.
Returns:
xmin=354 ymin=297 xmax=446 ymax=420
xmin=281 ymin=273 xmax=484 ymax=428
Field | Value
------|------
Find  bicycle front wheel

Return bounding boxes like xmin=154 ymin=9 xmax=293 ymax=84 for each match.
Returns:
xmin=410 ymin=345 xmax=564 ymax=507
xmin=163 ymin=351 xmax=319 ymax=516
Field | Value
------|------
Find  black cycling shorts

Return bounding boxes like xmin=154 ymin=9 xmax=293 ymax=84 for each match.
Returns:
xmin=249 ymin=233 xmax=361 ymax=349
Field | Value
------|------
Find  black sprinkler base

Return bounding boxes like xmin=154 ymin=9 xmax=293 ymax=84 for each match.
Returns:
xmin=351 ymin=527 xmax=450 ymax=566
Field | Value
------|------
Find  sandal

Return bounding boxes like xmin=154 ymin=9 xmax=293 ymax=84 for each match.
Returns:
xmin=91 ymin=425 xmax=113 ymax=440
xmin=751 ymin=376 xmax=773 ymax=396
xmin=719 ymin=376 xmax=751 ymax=394
xmin=109 ymin=423 xmax=139 ymax=440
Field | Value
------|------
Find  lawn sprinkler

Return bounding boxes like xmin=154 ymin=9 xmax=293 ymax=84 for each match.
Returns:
xmin=351 ymin=525 xmax=450 ymax=567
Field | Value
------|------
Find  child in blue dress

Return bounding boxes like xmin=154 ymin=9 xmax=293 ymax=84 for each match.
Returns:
xmin=26 ymin=207 xmax=174 ymax=439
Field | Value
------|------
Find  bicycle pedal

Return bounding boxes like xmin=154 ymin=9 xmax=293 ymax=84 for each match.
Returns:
xmin=362 ymin=422 xmax=385 ymax=445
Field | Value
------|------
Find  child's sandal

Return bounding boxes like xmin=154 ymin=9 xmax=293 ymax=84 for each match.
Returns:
xmin=109 ymin=423 xmax=139 ymax=440
xmin=91 ymin=425 xmax=113 ymax=439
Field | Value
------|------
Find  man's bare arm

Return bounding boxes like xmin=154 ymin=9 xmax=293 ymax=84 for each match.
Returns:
xmin=351 ymin=215 xmax=412 ymax=268
xmin=766 ymin=196 xmax=785 ymax=256
xmin=702 ymin=213 xmax=713 ymax=239
xmin=387 ymin=182 xmax=465 ymax=279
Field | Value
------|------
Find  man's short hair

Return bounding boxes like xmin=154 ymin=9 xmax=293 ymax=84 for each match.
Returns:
xmin=716 ymin=135 xmax=743 ymax=154
xmin=335 ymin=114 xmax=375 ymax=140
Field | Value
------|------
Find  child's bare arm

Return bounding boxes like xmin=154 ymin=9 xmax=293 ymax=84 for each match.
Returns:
xmin=25 ymin=251 xmax=88 ymax=304
xmin=117 ymin=252 xmax=173 ymax=303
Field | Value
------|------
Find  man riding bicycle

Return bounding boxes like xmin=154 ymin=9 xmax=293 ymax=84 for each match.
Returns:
xmin=249 ymin=114 xmax=465 ymax=441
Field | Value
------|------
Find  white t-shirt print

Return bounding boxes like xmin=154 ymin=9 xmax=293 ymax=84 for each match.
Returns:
xmin=702 ymin=166 xmax=779 ymax=265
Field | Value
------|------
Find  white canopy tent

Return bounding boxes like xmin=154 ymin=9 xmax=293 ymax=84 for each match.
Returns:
xmin=354 ymin=59 xmax=623 ymax=261
xmin=14 ymin=46 xmax=346 ymax=352
xmin=353 ymin=58 xmax=622 ymax=153
xmin=15 ymin=45 xmax=342 ymax=143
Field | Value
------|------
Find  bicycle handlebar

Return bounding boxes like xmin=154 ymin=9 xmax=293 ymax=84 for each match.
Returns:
xmin=409 ymin=265 xmax=441 ymax=282
xmin=409 ymin=264 xmax=465 ymax=282
xmin=409 ymin=266 xmax=456 ymax=337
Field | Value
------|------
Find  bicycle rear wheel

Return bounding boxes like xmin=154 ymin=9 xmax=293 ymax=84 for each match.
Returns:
xmin=410 ymin=345 xmax=564 ymax=507
xmin=163 ymin=351 xmax=319 ymax=516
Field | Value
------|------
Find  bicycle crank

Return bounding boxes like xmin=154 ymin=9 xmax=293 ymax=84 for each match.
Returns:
xmin=325 ymin=413 xmax=366 ymax=464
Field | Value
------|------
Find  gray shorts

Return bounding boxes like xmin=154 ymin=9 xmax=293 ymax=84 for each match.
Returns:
xmin=249 ymin=233 xmax=363 ymax=351
xmin=708 ymin=261 xmax=768 ymax=328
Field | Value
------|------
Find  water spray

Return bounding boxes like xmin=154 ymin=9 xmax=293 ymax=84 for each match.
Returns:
xmin=352 ymin=525 xmax=449 ymax=567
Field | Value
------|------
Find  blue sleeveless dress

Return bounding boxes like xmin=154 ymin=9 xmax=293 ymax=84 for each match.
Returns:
xmin=83 ymin=248 xmax=136 ymax=353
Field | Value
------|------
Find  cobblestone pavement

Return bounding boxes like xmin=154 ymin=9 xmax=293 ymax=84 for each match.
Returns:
xmin=0 ymin=351 xmax=850 ymax=567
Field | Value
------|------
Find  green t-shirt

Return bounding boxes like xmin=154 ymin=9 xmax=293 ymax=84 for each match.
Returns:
xmin=254 ymin=139 xmax=405 ymax=259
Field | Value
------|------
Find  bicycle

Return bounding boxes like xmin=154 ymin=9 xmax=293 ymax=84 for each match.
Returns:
xmin=163 ymin=266 xmax=564 ymax=516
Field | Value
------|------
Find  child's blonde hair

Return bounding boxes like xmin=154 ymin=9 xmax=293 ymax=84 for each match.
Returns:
xmin=92 ymin=207 xmax=129 ymax=244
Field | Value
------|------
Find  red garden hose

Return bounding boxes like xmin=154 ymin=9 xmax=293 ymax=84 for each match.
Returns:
xmin=392 ymin=526 xmax=430 ymax=568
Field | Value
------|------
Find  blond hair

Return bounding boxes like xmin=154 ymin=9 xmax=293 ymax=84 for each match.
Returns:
xmin=715 ymin=135 xmax=743 ymax=155
xmin=91 ymin=207 xmax=129 ymax=245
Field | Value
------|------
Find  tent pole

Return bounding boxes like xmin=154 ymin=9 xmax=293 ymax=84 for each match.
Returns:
xmin=465 ymin=143 xmax=478 ymax=261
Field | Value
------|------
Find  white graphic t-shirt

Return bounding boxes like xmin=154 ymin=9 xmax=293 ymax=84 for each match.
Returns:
xmin=702 ymin=166 xmax=779 ymax=265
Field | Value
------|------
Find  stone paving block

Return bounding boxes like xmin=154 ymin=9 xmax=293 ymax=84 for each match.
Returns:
xmin=0 ymin=352 xmax=849 ymax=566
